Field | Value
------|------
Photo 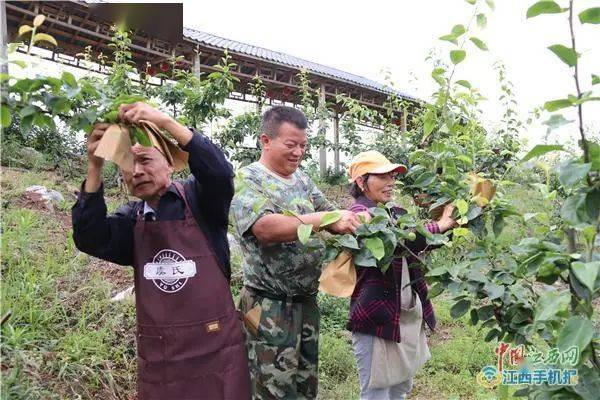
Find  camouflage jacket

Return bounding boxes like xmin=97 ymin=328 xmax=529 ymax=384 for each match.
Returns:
xmin=230 ymin=162 xmax=334 ymax=296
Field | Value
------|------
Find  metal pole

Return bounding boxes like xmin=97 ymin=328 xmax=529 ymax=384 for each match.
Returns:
xmin=333 ymin=114 xmax=340 ymax=173
xmin=1 ymin=0 xmax=8 ymax=75
xmin=318 ymin=83 xmax=327 ymax=178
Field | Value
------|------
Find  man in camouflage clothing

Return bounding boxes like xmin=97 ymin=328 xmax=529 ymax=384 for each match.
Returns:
xmin=231 ymin=106 xmax=361 ymax=399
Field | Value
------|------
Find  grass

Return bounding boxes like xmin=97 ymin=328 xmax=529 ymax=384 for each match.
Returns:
xmin=1 ymin=168 xmax=138 ymax=399
xmin=1 ymin=166 xmax=550 ymax=399
xmin=316 ymin=294 xmax=520 ymax=400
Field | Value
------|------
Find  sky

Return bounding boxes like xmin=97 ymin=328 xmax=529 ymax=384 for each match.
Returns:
xmin=9 ymin=0 xmax=600 ymax=150
xmin=179 ymin=0 xmax=600 ymax=148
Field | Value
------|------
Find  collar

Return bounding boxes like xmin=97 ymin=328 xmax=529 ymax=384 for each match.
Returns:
xmin=353 ymin=195 xmax=406 ymax=217
xmin=255 ymin=161 xmax=297 ymax=185
xmin=143 ymin=201 xmax=155 ymax=216
xmin=140 ymin=183 xmax=181 ymax=216
xmin=354 ymin=195 xmax=377 ymax=208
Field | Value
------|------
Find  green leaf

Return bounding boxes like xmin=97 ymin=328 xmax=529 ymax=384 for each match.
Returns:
xmin=588 ymin=142 xmax=600 ymax=171
xmin=439 ymin=34 xmax=458 ymax=45
xmin=19 ymin=106 xmax=38 ymax=117
xmin=585 ymin=188 xmax=600 ymax=220
xmin=61 ymin=71 xmax=77 ymax=88
xmin=478 ymin=305 xmax=495 ymax=321
xmin=452 ymin=227 xmax=470 ymax=238
xmin=571 ymin=261 xmax=599 ymax=293
xmin=465 ymin=0 xmax=476 ymax=5
xmin=526 ymin=1 xmax=563 ymax=19
xmin=493 ymin=215 xmax=505 ymax=237
xmin=426 ymin=233 xmax=449 ymax=246
xmin=131 ymin=126 xmax=152 ymax=147
xmin=33 ymin=15 xmax=46 ymax=28
xmin=450 ymin=299 xmax=471 ymax=319
xmin=484 ymin=329 xmax=501 ymax=342
xmin=297 ymin=224 xmax=313 ymax=245
xmin=364 ymin=237 xmax=385 ymax=261
xmin=450 ymin=49 xmax=466 ymax=65
xmin=32 ymin=33 xmax=57 ymax=46
xmin=485 ymin=0 xmax=495 ymax=11
xmin=470 ymin=37 xmax=488 ymax=51
xmin=413 ymin=171 xmax=436 ymax=188
xmin=18 ymin=25 xmax=33 ymax=36
xmin=558 ymin=160 xmax=591 ymax=187
xmin=548 ymin=44 xmax=578 ymax=67
xmin=423 ymin=118 xmax=436 ymax=138
xmin=320 ymin=211 xmax=341 ymax=228
xmin=33 ymin=113 xmax=55 ymax=131
xmin=451 ymin=24 xmax=466 ymax=37
xmin=557 ymin=316 xmax=594 ymax=352
xmin=476 ymin=13 xmax=487 ymax=28
xmin=470 ymin=309 xmax=479 ymax=325
xmin=0 ymin=105 xmax=11 ymax=128
xmin=535 ymin=290 xmax=570 ymax=321
xmin=336 ymin=234 xmax=360 ymax=250
xmin=544 ymin=98 xmax=573 ymax=111
xmin=354 ymin=246 xmax=377 ymax=267
xmin=484 ymin=283 xmax=505 ymax=300
xmin=561 ymin=192 xmax=589 ymax=225
xmin=521 ymin=144 xmax=564 ymax=161
xmin=455 ymin=199 xmax=468 ymax=216
xmin=542 ymin=114 xmax=573 ymax=131
xmin=426 ymin=266 xmax=448 ymax=277
xmin=20 ymin=114 xmax=33 ymax=134
xmin=9 ymin=60 xmax=26 ymax=69
xmin=456 ymin=80 xmax=472 ymax=89
xmin=465 ymin=203 xmax=483 ymax=221
xmin=592 ymin=74 xmax=600 ymax=85
xmin=579 ymin=7 xmax=600 ymax=24
xmin=427 ymin=283 xmax=444 ymax=299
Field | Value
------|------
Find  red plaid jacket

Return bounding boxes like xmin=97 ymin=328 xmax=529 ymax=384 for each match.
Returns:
xmin=347 ymin=196 xmax=438 ymax=343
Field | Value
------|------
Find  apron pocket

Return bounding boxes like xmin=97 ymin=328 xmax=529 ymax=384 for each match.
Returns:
xmin=165 ymin=312 xmax=238 ymax=382
xmin=137 ymin=330 xmax=166 ymax=384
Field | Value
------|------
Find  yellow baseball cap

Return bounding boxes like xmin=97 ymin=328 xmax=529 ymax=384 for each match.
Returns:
xmin=348 ymin=150 xmax=407 ymax=182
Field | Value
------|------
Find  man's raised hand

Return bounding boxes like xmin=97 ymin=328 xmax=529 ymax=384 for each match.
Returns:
xmin=118 ymin=102 xmax=172 ymax=129
xmin=328 ymin=210 xmax=361 ymax=234
xmin=87 ymin=123 xmax=111 ymax=171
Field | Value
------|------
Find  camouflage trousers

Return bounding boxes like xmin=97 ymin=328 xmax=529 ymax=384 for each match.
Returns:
xmin=238 ymin=287 xmax=320 ymax=400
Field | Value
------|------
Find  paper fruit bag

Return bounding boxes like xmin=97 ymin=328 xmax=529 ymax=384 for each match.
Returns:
xmin=318 ymin=250 xmax=357 ymax=297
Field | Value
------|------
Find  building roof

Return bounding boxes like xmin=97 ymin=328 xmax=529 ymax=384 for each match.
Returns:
xmin=182 ymin=27 xmax=419 ymax=102
xmin=76 ymin=0 xmax=418 ymax=102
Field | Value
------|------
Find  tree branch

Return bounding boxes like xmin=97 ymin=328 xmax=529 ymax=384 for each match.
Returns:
xmin=568 ymin=0 xmax=590 ymax=168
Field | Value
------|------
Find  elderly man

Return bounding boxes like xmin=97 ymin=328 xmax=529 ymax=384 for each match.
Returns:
xmin=231 ymin=106 xmax=361 ymax=399
xmin=72 ymin=102 xmax=251 ymax=400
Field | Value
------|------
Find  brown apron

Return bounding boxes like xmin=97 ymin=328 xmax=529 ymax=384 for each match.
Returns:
xmin=132 ymin=182 xmax=251 ymax=400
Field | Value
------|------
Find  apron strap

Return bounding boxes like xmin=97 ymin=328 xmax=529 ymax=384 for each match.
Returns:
xmin=172 ymin=181 xmax=195 ymax=221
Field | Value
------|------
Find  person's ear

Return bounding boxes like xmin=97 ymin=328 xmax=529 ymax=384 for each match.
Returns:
xmin=259 ymin=133 xmax=271 ymax=149
xmin=356 ymin=176 xmax=366 ymax=192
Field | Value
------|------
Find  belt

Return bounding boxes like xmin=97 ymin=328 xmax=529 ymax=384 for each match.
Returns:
xmin=245 ymin=286 xmax=317 ymax=304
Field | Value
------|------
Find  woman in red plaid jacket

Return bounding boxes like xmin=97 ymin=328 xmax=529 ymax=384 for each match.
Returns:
xmin=346 ymin=151 xmax=457 ymax=400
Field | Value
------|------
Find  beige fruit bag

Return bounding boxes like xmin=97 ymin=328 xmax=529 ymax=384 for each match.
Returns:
xmin=318 ymin=250 xmax=357 ymax=297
